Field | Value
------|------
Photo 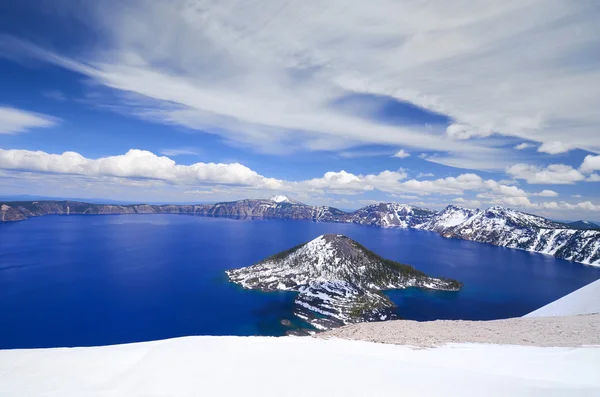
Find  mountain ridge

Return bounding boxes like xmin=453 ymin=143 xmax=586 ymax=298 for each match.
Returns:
xmin=1 ymin=199 xmax=599 ymax=266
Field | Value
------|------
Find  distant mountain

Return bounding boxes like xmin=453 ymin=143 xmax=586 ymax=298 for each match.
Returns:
xmin=268 ymin=195 xmax=305 ymax=205
xmin=1 ymin=199 xmax=599 ymax=266
xmin=567 ymin=220 xmax=600 ymax=230
xmin=417 ymin=205 xmax=480 ymax=233
xmin=226 ymin=234 xmax=461 ymax=330
xmin=346 ymin=203 xmax=436 ymax=228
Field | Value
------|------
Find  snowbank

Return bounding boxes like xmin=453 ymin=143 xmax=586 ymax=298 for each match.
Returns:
xmin=1 ymin=336 xmax=598 ymax=396
xmin=526 ymin=279 xmax=600 ymax=317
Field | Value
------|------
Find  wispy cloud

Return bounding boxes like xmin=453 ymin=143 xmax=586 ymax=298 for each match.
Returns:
xmin=417 ymin=172 xmax=434 ymax=178
xmin=0 ymin=106 xmax=58 ymax=134
xmin=514 ymin=143 xmax=534 ymax=150
xmin=159 ymin=148 xmax=200 ymax=157
xmin=9 ymin=0 xmax=600 ymax=170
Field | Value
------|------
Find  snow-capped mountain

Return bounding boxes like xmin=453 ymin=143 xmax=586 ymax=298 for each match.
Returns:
xmin=268 ymin=195 xmax=305 ymax=205
xmin=436 ymin=206 xmax=599 ymax=265
xmin=347 ymin=203 xmax=436 ymax=228
xmin=418 ymin=205 xmax=481 ymax=233
xmin=226 ymin=234 xmax=461 ymax=330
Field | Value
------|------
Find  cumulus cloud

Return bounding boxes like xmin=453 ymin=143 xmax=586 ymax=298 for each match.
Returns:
xmin=0 ymin=147 xmax=547 ymax=202
xmin=533 ymin=189 xmax=559 ymax=197
xmin=298 ymin=170 xmax=409 ymax=195
xmin=0 ymin=148 xmax=283 ymax=189
xmin=392 ymin=149 xmax=411 ymax=159
xmin=0 ymin=107 xmax=58 ymax=134
xmin=452 ymin=197 xmax=482 ymax=208
xmin=537 ymin=141 xmax=571 ymax=154
xmin=580 ymin=155 xmax=600 ymax=173
xmin=2 ymin=147 xmax=599 ymax=215
xmin=506 ymin=164 xmax=586 ymax=184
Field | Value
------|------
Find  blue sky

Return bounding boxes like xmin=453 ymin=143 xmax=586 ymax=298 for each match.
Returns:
xmin=0 ymin=0 xmax=599 ymax=219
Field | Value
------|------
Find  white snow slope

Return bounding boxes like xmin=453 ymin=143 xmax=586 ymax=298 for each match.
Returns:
xmin=268 ymin=195 xmax=304 ymax=205
xmin=526 ymin=279 xmax=600 ymax=318
xmin=0 ymin=337 xmax=598 ymax=397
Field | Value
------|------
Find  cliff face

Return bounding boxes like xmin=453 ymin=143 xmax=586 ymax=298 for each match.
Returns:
xmin=2 ymin=199 xmax=599 ymax=266
xmin=0 ymin=201 xmax=210 ymax=221
xmin=226 ymin=234 xmax=461 ymax=330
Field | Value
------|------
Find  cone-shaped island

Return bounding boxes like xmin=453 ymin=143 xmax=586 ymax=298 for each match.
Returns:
xmin=226 ymin=234 xmax=462 ymax=330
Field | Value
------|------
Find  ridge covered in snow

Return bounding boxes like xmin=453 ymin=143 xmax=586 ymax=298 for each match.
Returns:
xmin=526 ymin=279 xmax=600 ymax=318
xmin=226 ymin=234 xmax=461 ymax=330
xmin=268 ymin=195 xmax=305 ymax=205
xmin=417 ymin=205 xmax=480 ymax=232
xmin=436 ymin=206 xmax=599 ymax=265
xmin=346 ymin=202 xmax=436 ymax=228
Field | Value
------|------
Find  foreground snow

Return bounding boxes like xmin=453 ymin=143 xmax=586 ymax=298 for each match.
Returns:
xmin=1 ymin=337 xmax=598 ymax=396
xmin=526 ymin=279 xmax=600 ymax=317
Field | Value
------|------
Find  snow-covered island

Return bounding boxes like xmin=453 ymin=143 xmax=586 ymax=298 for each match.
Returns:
xmin=226 ymin=234 xmax=461 ymax=330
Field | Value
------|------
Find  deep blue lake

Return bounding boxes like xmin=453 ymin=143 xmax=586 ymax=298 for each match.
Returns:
xmin=1 ymin=214 xmax=599 ymax=349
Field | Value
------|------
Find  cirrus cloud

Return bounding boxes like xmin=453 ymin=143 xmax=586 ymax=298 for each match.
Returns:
xmin=3 ymin=0 xmax=600 ymax=169
xmin=0 ymin=107 xmax=58 ymax=134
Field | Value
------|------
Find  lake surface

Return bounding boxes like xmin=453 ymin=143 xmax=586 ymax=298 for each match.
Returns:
xmin=1 ymin=214 xmax=599 ymax=349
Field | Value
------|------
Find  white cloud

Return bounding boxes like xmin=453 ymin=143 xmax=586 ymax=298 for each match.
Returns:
xmin=5 ymin=1 xmax=600 ymax=166
xmin=587 ymin=173 xmax=600 ymax=182
xmin=160 ymin=148 xmax=199 ymax=157
xmin=537 ymin=141 xmax=571 ymax=154
xmin=1 ymin=147 xmax=599 ymax=216
xmin=485 ymin=196 xmax=600 ymax=212
xmin=445 ymin=123 xmax=492 ymax=140
xmin=0 ymin=107 xmax=58 ymax=134
xmin=514 ymin=143 xmax=534 ymax=150
xmin=421 ymin=152 xmax=521 ymax=171
xmin=506 ymin=164 xmax=586 ymax=184
xmin=298 ymin=169 xmax=409 ymax=195
xmin=452 ymin=197 xmax=482 ymax=208
xmin=393 ymin=149 xmax=411 ymax=158
xmin=580 ymin=155 xmax=600 ymax=173
xmin=533 ymin=189 xmax=559 ymax=197
xmin=0 ymin=148 xmax=283 ymax=189
xmin=0 ymin=147 xmax=547 ymax=203
xmin=417 ymin=172 xmax=434 ymax=178
xmin=543 ymin=201 xmax=600 ymax=212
